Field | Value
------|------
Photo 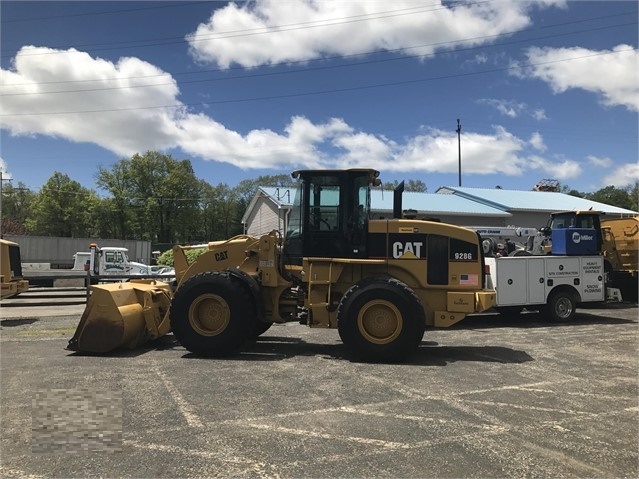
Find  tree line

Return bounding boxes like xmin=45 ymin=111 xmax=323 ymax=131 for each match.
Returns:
xmin=1 ymin=151 xmax=637 ymax=245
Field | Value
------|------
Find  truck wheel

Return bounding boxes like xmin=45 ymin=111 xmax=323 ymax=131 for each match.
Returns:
xmin=543 ymin=290 xmax=576 ymax=322
xmin=170 ymin=271 xmax=255 ymax=356
xmin=337 ymin=278 xmax=425 ymax=362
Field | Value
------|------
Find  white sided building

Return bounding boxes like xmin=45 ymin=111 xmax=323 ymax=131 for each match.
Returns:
xmin=242 ymin=185 xmax=638 ymax=238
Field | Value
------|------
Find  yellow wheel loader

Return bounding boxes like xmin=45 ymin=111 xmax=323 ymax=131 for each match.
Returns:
xmin=1 ymin=238 xmax=29 ymax=299
xmin=601 ymin=216 xmax=638 ymax=302
xmin=68 ymin=169 xmax=496 ymax=362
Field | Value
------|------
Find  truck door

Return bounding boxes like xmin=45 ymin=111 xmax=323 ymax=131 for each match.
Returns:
xmin=102 ymin=250 xmax=125 ymax=275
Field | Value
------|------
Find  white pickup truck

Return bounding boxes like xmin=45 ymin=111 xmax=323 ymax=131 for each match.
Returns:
xmin=484 ymin=254 xmax=617 ymax=322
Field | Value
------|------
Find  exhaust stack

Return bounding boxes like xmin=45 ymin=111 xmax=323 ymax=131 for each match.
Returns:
xmin=393 ymin=181 xmax=404 ymax=219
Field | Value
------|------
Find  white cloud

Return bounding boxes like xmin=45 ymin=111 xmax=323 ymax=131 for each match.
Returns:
xmin=478 ymin=98 xmax=549 ymax=120
xmin=0 ymin=157 xmax=12 ymax=179
xmin=472 ymin=53 xmax=488 ymax=65
xmin=478 ymin=98 xmax=526 ymax=118
xmin=532 ymin=109 xmax=547 ymax=121
xmin=526 ymin=155 xmax=582 ymax=180
xmin=587 ymin=155 xmax=612 ymax=168
xmin=186 ymin=0 xmax=543 ymax=68
xmin=0 ymin=45 xmax=588 ymax=183
xmin=603 ymin=163 xmax=639 ymax=188
xmin=173 ymin=114 xmax=352 ymax=170
xmin=1 ymin=46 xmax=181 ymax=156
xmin=515 ymin=44 xmax=639 ymax=111
xmin=529 ymin=132 xmax=546 ymax=152
xmin=391 ymin=126 xmax=528 ymax=176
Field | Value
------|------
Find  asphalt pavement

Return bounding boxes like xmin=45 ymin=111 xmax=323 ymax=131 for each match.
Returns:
xmin=1 ymin=291 xmax=637 ymax=478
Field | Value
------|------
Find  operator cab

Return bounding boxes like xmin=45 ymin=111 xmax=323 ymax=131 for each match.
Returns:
xmin=284 ymin=169 xmax=381 ymax=264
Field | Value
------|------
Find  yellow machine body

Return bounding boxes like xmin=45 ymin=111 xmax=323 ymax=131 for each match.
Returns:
xmin=601 ymin=217 xmax=638 ymax=273
xmin=298 ymin=218 xmax=495 ymax=329
xmin=601 ymin=216 xmax=639 ymax=301
xmin=1 ymin=238 xmax=29 ymax=299
xmin=69 ymin=168 xmax=497 ymax=361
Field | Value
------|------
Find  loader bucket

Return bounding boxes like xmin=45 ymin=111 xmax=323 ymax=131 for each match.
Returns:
xmin=67 ymin=281 xmax=173 ymax=353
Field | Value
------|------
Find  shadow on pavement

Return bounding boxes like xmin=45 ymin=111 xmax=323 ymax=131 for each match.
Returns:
xmin=176 ymin=335 xmax=533 ymax=366
xmin=1 ymin=318 xmax=39 ymax=327
xmin=455 ymin=310 xmax=637 ymax=330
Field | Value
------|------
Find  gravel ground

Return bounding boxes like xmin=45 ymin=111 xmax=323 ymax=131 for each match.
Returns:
xmin=1 ymin=298 xmax=637 ymax=478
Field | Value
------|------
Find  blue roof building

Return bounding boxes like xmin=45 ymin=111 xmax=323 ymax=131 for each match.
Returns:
xmin=242 ymin=184 xmax=637 ymax=236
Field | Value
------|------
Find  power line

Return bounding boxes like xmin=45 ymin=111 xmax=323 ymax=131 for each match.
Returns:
xmin=6 ymin=1 xmax=632 ymax=61
xmin=1 ymin=47 xmax=635 ymax=117
xmin=0 ymin=1 xmax=465 ymax=57
xmin=1 ymin=17 xmax=635 ymax=96
xmin=1 ymin=1 xmax=216 ymax=23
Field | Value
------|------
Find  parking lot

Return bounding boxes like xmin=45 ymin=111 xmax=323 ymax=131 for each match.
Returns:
xmin=1 ymin=295 xmax=637 ymax=478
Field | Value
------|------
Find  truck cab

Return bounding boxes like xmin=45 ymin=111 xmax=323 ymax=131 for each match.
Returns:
xmin=88 ymin=243 xmax=150 ymax=277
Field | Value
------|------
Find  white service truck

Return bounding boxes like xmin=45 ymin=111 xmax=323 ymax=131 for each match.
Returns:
xmin=483 ymin=225 xmax=624 ymax=321
xmin=485 ymin=255 xmax=610 ymax=321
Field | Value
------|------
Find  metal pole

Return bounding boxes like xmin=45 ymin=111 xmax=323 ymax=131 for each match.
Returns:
xmin=0 ymin=169 xmax=3 ymax=238
xmin=456 ymin=119 xmax=462 ymax=187
xmin=0 ymin=169 xmax=9 ymax=238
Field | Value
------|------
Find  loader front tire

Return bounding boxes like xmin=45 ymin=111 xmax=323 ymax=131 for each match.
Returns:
xmin=170 ymin=271 xmax=255 ymax=356
xmin=249 ymin=320 xmax=272 ymax=338
xmin=337 ymin=278 xmax=425 ymax=362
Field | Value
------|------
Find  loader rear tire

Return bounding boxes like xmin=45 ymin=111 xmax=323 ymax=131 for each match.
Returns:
xmin=337 ymin=278 xmax=425 ymax=362
xmin=170 ymin=271 xmax=255 ymax=356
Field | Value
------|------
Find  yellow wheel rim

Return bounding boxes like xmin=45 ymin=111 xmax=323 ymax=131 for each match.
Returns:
xmin=188 ymin=293 xmax=230 ymax=337
xmin=357 ymin=299 xmax=403 ymax=345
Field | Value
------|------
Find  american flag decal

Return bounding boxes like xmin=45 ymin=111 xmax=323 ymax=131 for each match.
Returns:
xmin=460 ymin=274 xmax=478 ymax=285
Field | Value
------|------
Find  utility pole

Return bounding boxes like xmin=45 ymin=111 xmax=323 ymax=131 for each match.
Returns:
xmin=456 ymin=119 xmax=462 ymax=187
xmin=0 ymin=169 xmax=11 ymax=238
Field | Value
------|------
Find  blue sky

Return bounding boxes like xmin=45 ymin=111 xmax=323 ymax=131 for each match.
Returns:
xmin=1 ymin=0 xmax=637 ymax=195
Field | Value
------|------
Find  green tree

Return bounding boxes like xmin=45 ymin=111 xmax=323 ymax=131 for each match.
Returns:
xmin=97 ymin=152 xmax=203 ymax=243
xmin=558 ymin=183 xmax=584 ymax=198
xmin=1 ymin=182 xmax=35 ymax=235
xmin=96 ymin=160 xmax=136 ymax=239
xmin=197 ymin=182 xmax=240 ymax=241
xmin=234 ymin=174 xmax=296 ymax=205
xmin=382 ymin=179 xmax=427 ymax=192
xmin=217 ymin=183 xmax=242 ymax=239
xmin=88 ymin=197 xmax=122 ymax=238
xmin=26 ymin=172 xmax=97 ymax=237
xmin=585 ymin=185 xmax=634 ymax=210
xmin=626 ymin=182 xmax=638 ymax=212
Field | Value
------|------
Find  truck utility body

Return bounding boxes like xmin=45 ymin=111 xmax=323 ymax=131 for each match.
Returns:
xmin=486 ymin=255 xmax=604 ymax=305
xmin=485 ymin=254 xmax=610 ymax=321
